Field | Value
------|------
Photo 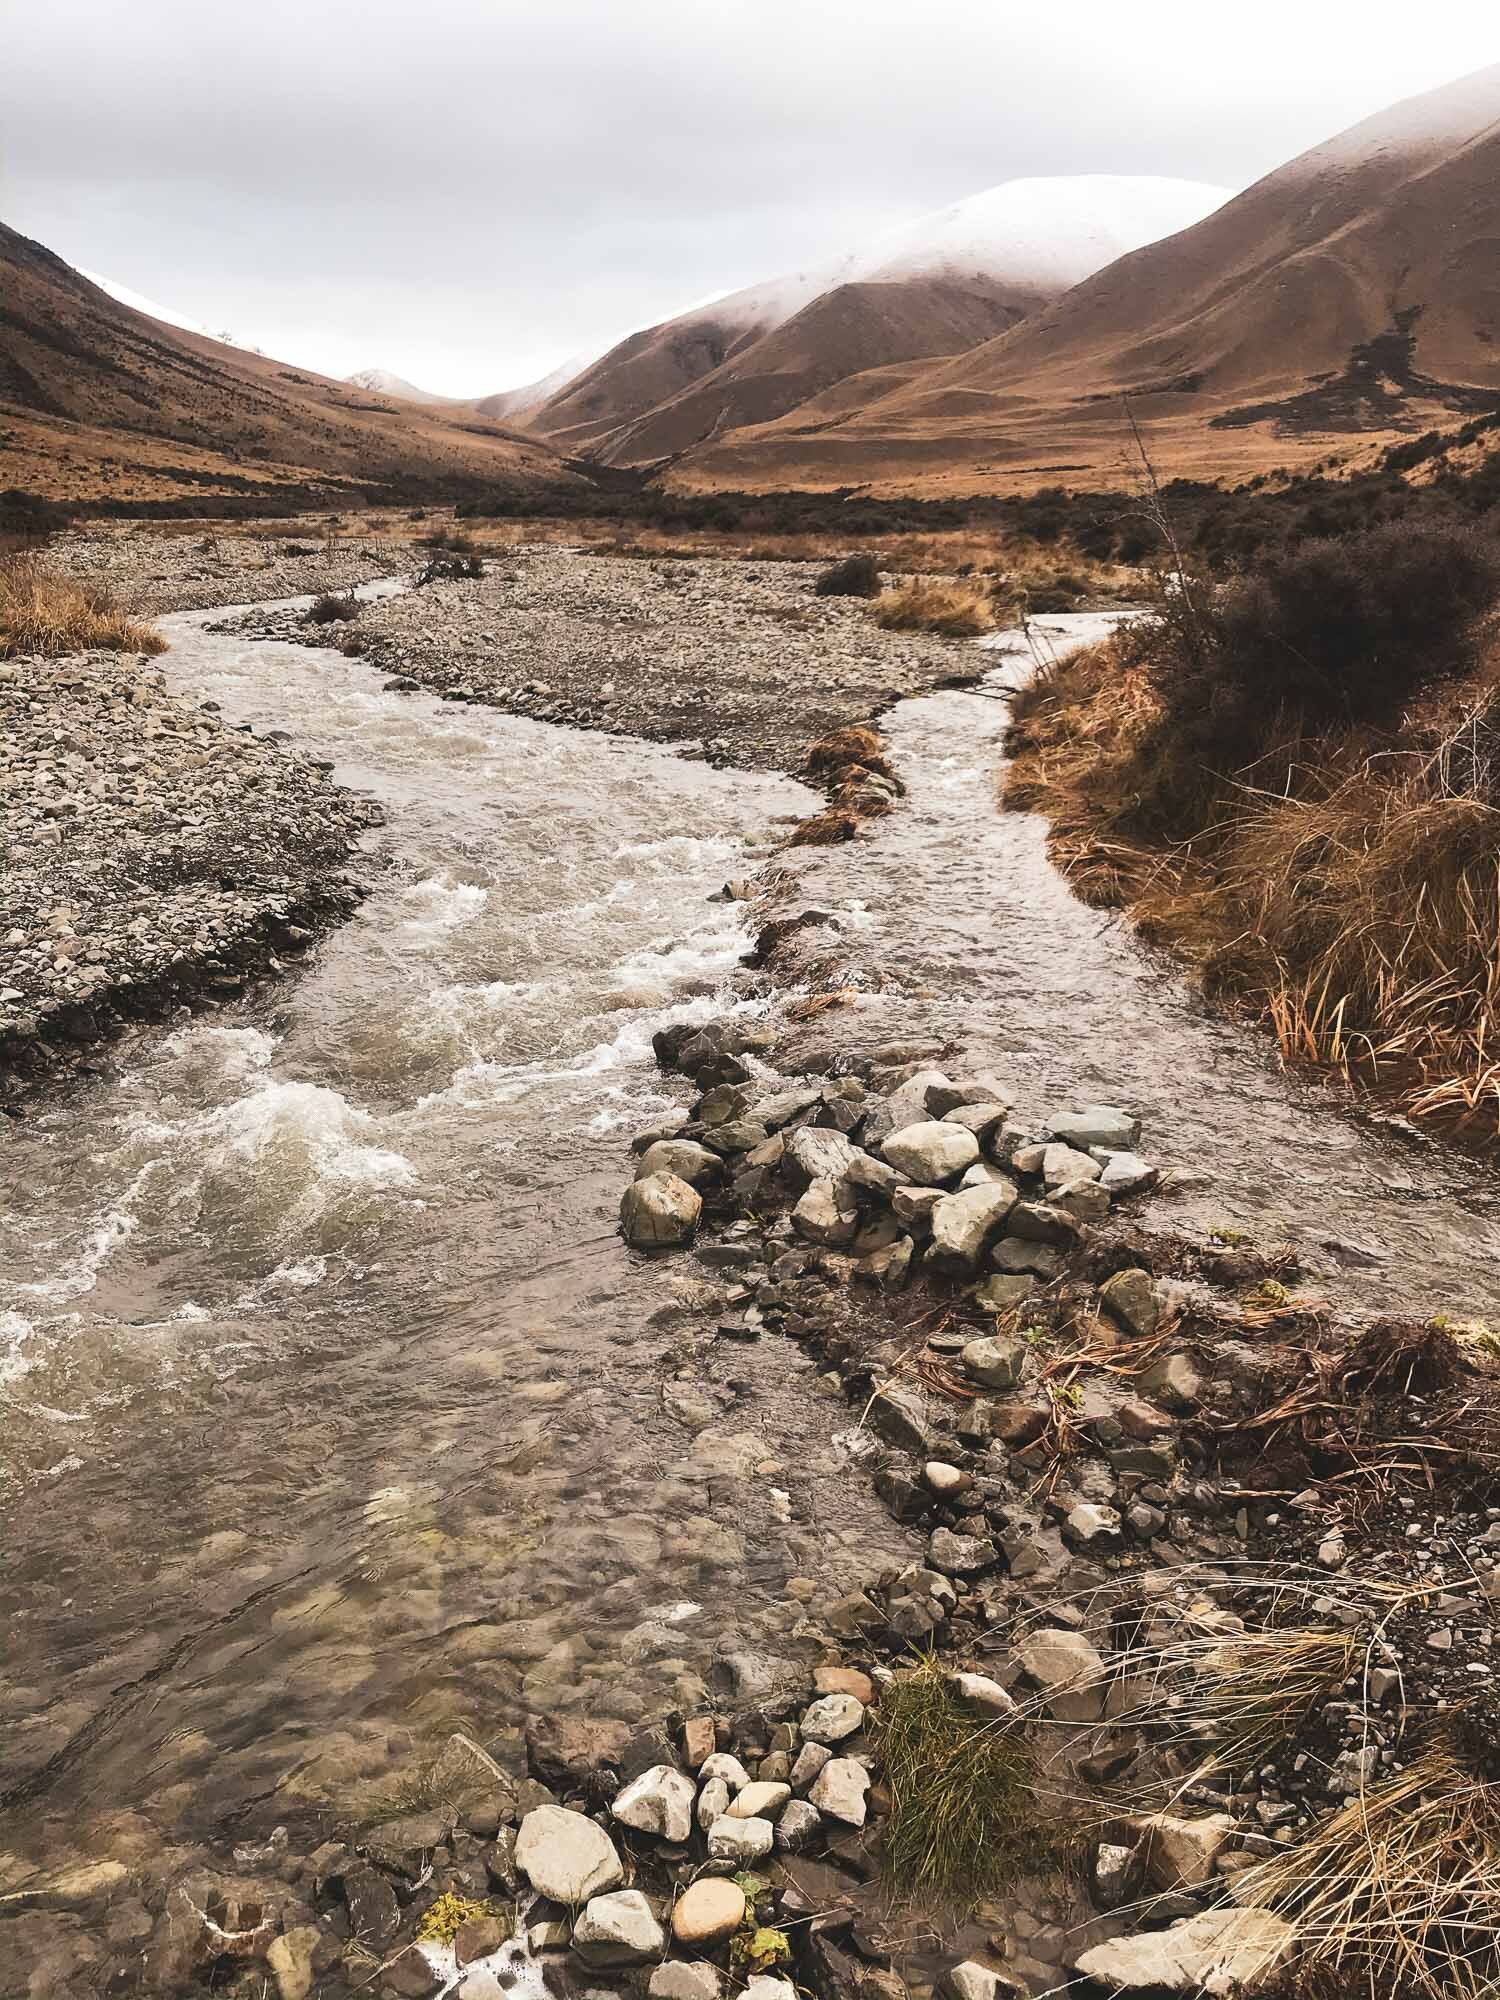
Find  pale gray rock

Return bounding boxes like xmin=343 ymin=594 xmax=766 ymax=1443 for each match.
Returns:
xmin=706 ymin=1814 xmax=774 ymax=1861
xmin=959 ymin=1335 xmax=1026 ymax=1389
xmin=573 ymin=1889 xmax=666 ymax=1965
xmin=928 ymin=1180 xmax=1017 ymax=1272
xmin=808 ymin=1757 xmax=871 ymax=1826
xmin=783 ymin=1127 xmax=862 ymax=1188
xmin=773 ymin=1800 xmax=822 ymax=1852
xmin=1016 ymin=1629 xmax=1107 ymax=1721
xmin=1100 ymin=1267 xmax=1161 ymax=1338
xmin=611 ymin=1765 xmax=696 ymax=1844
xmin=800 ymin=1693 xmax=865 ymax=1743
xmin=516 ymin=1806 xmax=623 ymax=1902
xmin=652 ymin=1962 xmax=722 ymax=2000
xmin=1073 ymin=1909 xmax=1291 ymax=1993
xmin=621 ymin=1173 xmax=702 ymax=1249
xmin=1047 ymin=1106 xmax=1140 ymax=1151
xmin=882 ymin=1121 xmax=979 ymax=1184
xmin=635 ymin=1140 xmax=720 ymax=1186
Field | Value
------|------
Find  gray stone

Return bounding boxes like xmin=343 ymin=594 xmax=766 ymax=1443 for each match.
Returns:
xmin=652 ymin=1963 xmax=723 ymax=2000
xmin=751 ymin=1086 xmax=823 ymax=1131
xmin=959 ymin=1334 xmax=1027 ymax=1389
xmin=800 ymin=1693 xmax=865 ymax=1743
xmin=706 ymin=1814 xmax=774 ymax=1861
xmin=892 ymin=1184 xmax=944 ymax=1232
xmin=773 ymin=1800 xmax=822 ymax=1852
xmin=928 ymin=1527 xmax=997 ymax=1576
xmin=882 ymin=1120 xmax=979 ymax=1184
xmin=991 ymin=1237 xmax=1061 ymax=1279
xmin=1097 ymin=1151 xmax=1158 ymax=1195
xmin=573 ymin=1889 xmax=666 ymax=1966
xmin=1047 ymin=1106 xmax=1140 ymax=1152
xmin=515 ymin=1806 xmax=623 ymax=1903
xmin=792 ymin=1177 xmax=860 ymax=1247
xmin=844 ymin=1150 xmax=902 ymax=1197
xmin=939 ymin=1963 xmax=1024 ymax=2000
xmin=808 ymin=1757 xmax=871 ymax=1826
xmin=696 ymin=1778 xmax=731 ymax=1831
xmin=783 ymin=1127 xmax=862 ymax=1188
xmin=742 ymin=1981 xmax=797 ymax=2000
xmin=974 ymin=1273 xmax=1035 ymax=1311
xmin=1051 ymin=1178 xmax=1111 ymax=1223
xmin=1016 ymin=1628 xmax=1107 ymax=1721
xmin=1138 ymin=1351 xmax=1200 ymax=1411
xmin=699 ymin=1752 xmax=750 ymax=1789
xmin=928 ymin=1180 xmax=1017 ymax=1272
xmin=1006 ymin=1200 xmax=1080 ymax=1246
xmin=941 ymin=1101 xmax=1011 ymax=1142
xmin=948 ymin=1672 xmax=1018 ymax=1718
xmin=611 ymin=1765 xmax=696 ymax=1844
xmin=1073 ymin=1910 xmax=1292 ymax=1993
xmin=790 ymin=1741 xmax=831 ymax=1791
xmin=1100 ymin=1268 xmax=1161 ymax=1338
xmin=1145 ymin=1811 xmax=1236 ymax=1887
xmin=621 ymin=1173 xmax=702 ymax=1250
xmin=863 ymin=1069 xmax=957 ymax=1147
xmin=1041 ymin=1142 xmax=1101 ymax=1188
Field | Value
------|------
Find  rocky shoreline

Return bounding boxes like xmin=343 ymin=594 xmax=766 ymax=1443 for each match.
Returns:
xmin=0 ymin=643 xmax=379 ymax=1100
xmin=51 ymin=524 xmax=410 ymax=616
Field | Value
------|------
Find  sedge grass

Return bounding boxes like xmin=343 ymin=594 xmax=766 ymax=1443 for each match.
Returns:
xmin=874 ymin=578 xmax=997 ymax=638
xmin=0 ymin=555 xmax=166 ymax=659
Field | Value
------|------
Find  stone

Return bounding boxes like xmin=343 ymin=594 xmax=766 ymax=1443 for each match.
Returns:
xmin=742 ymin=1981 xmax=797 ymax=2000
xmin=682 ymin=1717 xmax=717 ymax=1769
xmin=927 ymin=1527 xmax=997 ymax=1576
xmin=1138 ymin=1351 xmax=1201 ymax=1411
xmin=515 ymin=1806 xmax=623 ymax=1903
xmin=1041 ymin=1142 xmax=1100 ymax=1188
xmin=635 ymin=1140 xmax=720 ymax=1187
xmin=928 ymin=1181 xmax=1017 ymax=1272
xmin=1099 ymin=1268 xmax=1160 ymax=1338
xmin=792 ymin=1178 xmax=859 ymax=1248
xmin=1006 ymin=1200 xmax=1080 ymax=1247
xmin=1073 ymin=1909 xmax=1292 ymax=1994
xmin=882 ymin=1121 xmax=979 ymax=1184
xmin=621 ymin=1173 xmax=702 ymax=1249
xmin=1051 ymin=1178 xmax=1111 ymax=1223
xmin=696 ymin=1778 xmax=731 ymax=1831
xmin=652 ymin=1964 xmax=723 ymax=2000
xmin=941 ymin=1101 xmax=1011 ymax=1142
xmin=1064 ymin=1501 xmax=1123 ymax=1550
xmin=808 ymin=1757 xmax=871 ymax=1826
xmin=706 ymin=1814 xmax=774 ymax=1861
xmin=1016 ymin=1628 xmax=1107 ymax=1721
xmin=455 ymin=1914 xmax=509 ymax=1965
xmin=949 ymin=1672 xmax=1018 ymax=1717
xmin=974 ymin=1273 xmax=1035 ymax=1311
xmin=528 ymin=1919 xmax=573 ymax=1952
xmin=1047 ymin=1106 xmax=1140 ymax=1151
xmin=1144 ymin=1811 xmax=1236 ymax=1887
xmin=991 ymin=1237 xmax=1061 ymax=1279
xmin=959 ymin=1334 xmax=1027 ymax=1388
xmin=790 ymin=1741 xmax=832 ymax=1791
xmin=361 ymin=1811 xmax=453 ymax=1878
xmin=728 ymin=1781 xmax=791 ymax=1820
xmin=774 ymin=1799 xmax=822 ymax=1852
xmin=815 ymin=1665 xmax=874 ymax=1702
xmin=924 ymin=1460 xmax=969 ymax=1498
xmin=801 ymin=1692 xmax=865 ymax=1743
xmin=699 ymin=1752 xmax=751 ymax=1789
xmin=267 ymin=1926 xmax=321 ymax=2000
xmin=751 ymin=1086 xmax=823 ymax=1131
xmin=939 ymin=1962 xmax=1024 ymax=2000
xmin=783 ymin=1127 xmax=863 ymax=1188
xmin=671 ymin=1877 xmax=746 ymax=1948
xmin=611 ymin=1765 xmax=696 ymax=1844
xmin=573 ymin=1888 xmax=667 ymax=1965
xmin=891 ymin=1184 xmax=944 ymax=1232
xmin=869 ymin=1383 xmax=934 ymax=1453
xmin=863 ymin=1069 xmax=956 ymax=1147
xmin=1091 ymin=1839 xmax=1146 ymax=1911
xmin=1097 ymin=1151 xmax=1158 ymax=1195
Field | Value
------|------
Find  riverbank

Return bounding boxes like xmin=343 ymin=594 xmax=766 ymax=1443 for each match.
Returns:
xmin=0 ymin=636 xmax=380 ymax=1098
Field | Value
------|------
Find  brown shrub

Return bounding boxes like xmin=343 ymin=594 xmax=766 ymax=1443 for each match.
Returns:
xmin=788 ymin=807 xmax=862 ymax=847
xmin=0 ymin=557 xmax=166 ymax=658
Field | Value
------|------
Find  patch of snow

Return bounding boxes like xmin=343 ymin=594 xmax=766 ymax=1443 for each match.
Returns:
xmin=80 ymin=269 xmax=250 ymax=350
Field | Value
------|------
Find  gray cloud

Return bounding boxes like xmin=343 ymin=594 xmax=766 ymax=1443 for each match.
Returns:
xmin=6 ymin=0 xmax=1497 ymax=393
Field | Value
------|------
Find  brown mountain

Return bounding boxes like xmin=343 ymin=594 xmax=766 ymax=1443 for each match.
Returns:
xmin=0 ymin=224 xmax=578 ymax=509
xmin=673 ymin=64 xmax=1500 ymax=496
xmin=526 ymin=176 xmax=1230 ymax=469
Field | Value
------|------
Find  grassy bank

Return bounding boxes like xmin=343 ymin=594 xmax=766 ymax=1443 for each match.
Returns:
xmin=1004 ymin=522 xmax=1500 ymax=1141
xmin=0 ymin=556 xmax=166 ymax=658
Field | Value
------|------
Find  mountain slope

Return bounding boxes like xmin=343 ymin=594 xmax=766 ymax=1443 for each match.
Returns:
xmin=344 ymin=367 xmax=453 ymax=405
xmin=674 ymin=64 xmax=1500 ymax=496
xmin=0 ymin=224 xmax=579 ymax=509
xmin=528 ymin=176 xmax=1230 ymax=466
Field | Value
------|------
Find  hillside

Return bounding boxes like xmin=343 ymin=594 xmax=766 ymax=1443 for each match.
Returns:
xmin=527 ymin=176 xmax=1229 ymax=467
xmin=344 ymin=368 xmax=453 ymax=405
xmin=0 ymin=224 xmax=579 ymax=510
xmin=673 ymin=64 xmax=1500 ymax=495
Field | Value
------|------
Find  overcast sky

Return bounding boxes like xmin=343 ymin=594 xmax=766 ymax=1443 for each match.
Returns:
xmin=4 ymin=0 xmax=1497 ymax=395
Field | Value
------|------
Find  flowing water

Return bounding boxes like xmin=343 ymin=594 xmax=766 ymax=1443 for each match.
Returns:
xmin=5 ymin=602 xmax=1500 ymax=1903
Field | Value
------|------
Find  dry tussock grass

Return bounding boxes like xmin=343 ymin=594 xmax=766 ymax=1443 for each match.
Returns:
xmin=1005 ymin=629 xmax=1500 ymax=1142
xmin=875 ymin=578 xmax=997 ymax=638
xmin=0 ymin=556 xmax=166 ymax=659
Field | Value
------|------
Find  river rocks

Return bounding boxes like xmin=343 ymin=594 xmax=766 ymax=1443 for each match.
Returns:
xmin=791 ymin=1741 xmax=832 ymax=1790
xmin=928 ymin=1181 xmax=1017 ymax=1271
xmin=621 ymin=1172 xmax=703 ymax=1249
xmin=808 ymin=1758 xmax=871 ymax=1826
xmin=800 ymin=1692 xmax=865 ymax=1742
xmin=1017 ymin=1628 xmax=1107 ymax=1721
xmin=671 ymin=1878 xmax=746 ymax=1947
xmin=882 ymin=1122 xmax=979 ymax=1184
xmin=949 ymin=1673 xmax=1019 ymax=1718
xmin=783 ymin=1127 xmax=863 ymax=1187
xmin=774 ymin=1800 xmax=822 ymax=1851
xmin=862 ymin=1068 xmax=955 ymax=1146
xmin=1138 ymin=1351 xmax=1201 ymax=1411
xmin=792 ymin=1177 xmax=860 ymax=1247
xmin=1097 ymin=1150 xmax=1158 ymax=1194
xmin=940 ymin=1962 xmax=1024 ymax=2000
xmin=1040 ymin=1142 xmax=1100 ymax=1188
xmin=974 ymin=1273 xmax=1035 ymax=1311
xmin=1143 ymin=1811 xmax=1236 ymax=1887
xmin=1046 ymin=1106 xmax=1140 ymax=1151
xmin=573 ymin=1889 xmax=666 ymax=1965
xmin=612 ymin=1766 xmax=696 ymax=1843
xmin=636 ymin=1140 xmax=722 ymax=1187
xmin=516 ymin=1806 xmax=624 ymax=1902
xmin=706 ymin=1814 xmax=774 ymax=1861
xmin=1100 ymin=1268 xmax=1161 ymax=1338
xmin=653 ymin=1963 xmax=723 ymax=2000
xmin=1074 ymin=1909 xmax=1292 ymax=1993
xmin=1006 ymin=1199 xmax=1080 ymax=1246
xmin=266 ymin=1926 xmax=321 ymax=2000
xmin=927 ymin=1527 xmax=997 ymax=1576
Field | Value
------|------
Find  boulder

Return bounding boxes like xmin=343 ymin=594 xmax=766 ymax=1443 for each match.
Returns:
xmin=699 ymin=1752 xmax=750 ymax=1789
xmin=892 ymin=1184 xmax=944 ymax=1232
xmin=808 ymin=1757 xmax=872 ymax=1826
xmin=634 ymin=1140 xmax=720 ymax=1187
xmin=792 ymin=1178 xmax=859 ymax=1248
xmin=1073 ymin=1909 xmax=1291 ymax=1993
xmin=573 ymin=1888 xmax=666 ymax=1965
xmin=928 ymin=1181 xmax=1017 ymax=1272
xmin=863 ymin=1069 xmax=956 ymax=1147
xmin=706 ymin=1814 xmax=774 ymax=1861
xmin=1051 ymin=1178 xmax=1111 ymax=1223
xmin=611 ymin=1765 xmax=696 ymax=1844
xmin=790 ymin=1741 xmax=831 ymax=1791
xmin=515 ymin=1806 xmax=623 ymax=1903
xmin=783 ymin=1127 xmax=863 ymax=1188
xmin=991 ymin=1237 xmax=1061 ymax=1279
xmin=883 ymin=1122 xmax=980 ymax=1184
xmin=1016 ymin=1628 xmax=1107 ymax=1721
xmin=727 ymin=1781 xmax=791 ymax=1821
xmin=941 ymin=1102 xmax=1011 ymax=1143
xmin=959 ymin=1334 xmax=1027 ymax=1388
xmin=1041 ymin=1142 xmax=1101 ymax=1188
xmin=1144 ymin=1811 xmax=1236 ymax=1888
xmin=670 ymin=1878 xmax=745 ymax=1948
xmin=1097 ymin=1151 xmax=1158 ymax=1195
xmin=621 ymin=1173 xmax=702 ymax=1249
xmin=696 ymin=1778 xmax=731 ymax=1831
xmin=1006 ymin=1200 xmax=1080 ymax=1247
xmin=774 ymin=1799 xmax=822 ymax=1852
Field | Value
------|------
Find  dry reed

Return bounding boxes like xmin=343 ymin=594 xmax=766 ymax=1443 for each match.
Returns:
xmin=0 ymin=556 xmax=166 ymax=659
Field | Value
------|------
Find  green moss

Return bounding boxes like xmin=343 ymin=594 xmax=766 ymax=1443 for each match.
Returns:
xmin=415 ymin=1893 xmax=507 ymax=1946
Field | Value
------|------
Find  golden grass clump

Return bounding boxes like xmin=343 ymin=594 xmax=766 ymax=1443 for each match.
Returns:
xmin=1004 ymin=627 xmax=1500 ymax=1144
xmin=1234 ymin=1740 xmax=1500 ymax=2000
xmin=874 ymin=578 xmax=997 ymax=638
xmin=0 ymin=555 xmax=166 ymax=659
xmin=874 ymin=1655 xmax=1045 ymax=1909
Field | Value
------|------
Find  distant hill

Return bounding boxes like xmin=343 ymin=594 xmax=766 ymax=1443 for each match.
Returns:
xmin=344 ymin=367 xmax=454 ymax=405
xmin=0 ymin=225 xmax=581 ymax=510
xmin=525 ymin=176 xmax=1230 ymax=468
xmin=672 ymin=64 xmax=1500 ymax=495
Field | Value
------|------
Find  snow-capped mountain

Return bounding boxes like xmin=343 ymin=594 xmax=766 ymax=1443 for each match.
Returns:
xmin=345 ymin=367 xmax=451 ymax=405
xmin=526 ymin=174 xmax=1230 ymax=463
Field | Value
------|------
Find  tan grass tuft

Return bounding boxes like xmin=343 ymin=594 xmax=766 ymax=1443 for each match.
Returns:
xmin=874 ymin=578 xmax=997 ymax=638
xmin=0 ymin=556 xmax=166 ymax=659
